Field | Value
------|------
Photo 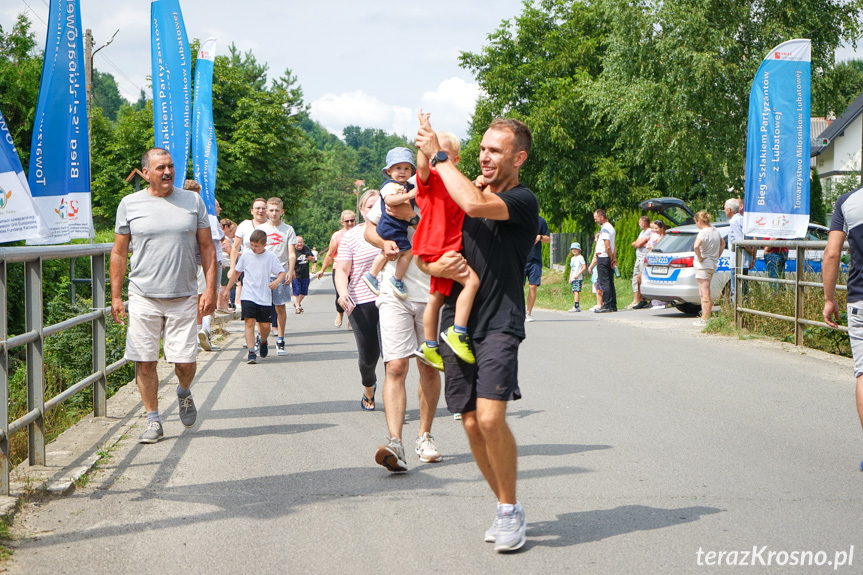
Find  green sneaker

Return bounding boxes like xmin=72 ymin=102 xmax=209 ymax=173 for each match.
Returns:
xmin=412 ymin=343 xmax=444 ymax=371
xmin=441 ymin=327 xmax=475 ymax=364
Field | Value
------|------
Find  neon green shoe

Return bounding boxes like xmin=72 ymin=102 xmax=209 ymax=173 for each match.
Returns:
xmin=441 ymin=327 xmax=475 ymax=364
xmin=413 ymin=343 xmax=444 ymax=371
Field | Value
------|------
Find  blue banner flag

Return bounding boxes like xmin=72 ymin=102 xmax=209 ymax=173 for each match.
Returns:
xmin=192 ymin=38 xmax=220 ymax=240
xmin=0 ymin=108 xmax=49 ymax=242
xmin=151 ymin=0 xmax=191 ymax=188
xmin=26 ymin=0 xmax=92 ymax=245
xmin=744 ymin=39 xmax=811 ymax=238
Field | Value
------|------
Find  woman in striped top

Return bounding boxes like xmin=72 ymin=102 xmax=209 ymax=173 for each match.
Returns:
xmin=335 ymin=189 xmax=383 ymax=410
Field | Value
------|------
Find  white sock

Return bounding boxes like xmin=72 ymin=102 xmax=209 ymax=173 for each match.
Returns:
xmin=202 ymin=315 xmax=212 ymax=333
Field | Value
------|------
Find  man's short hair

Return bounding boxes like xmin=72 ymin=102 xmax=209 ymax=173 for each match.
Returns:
xmin=141 ymin=148 xmax=170 ymax=170
xmin=488 ymin=118 xmax=532 ymax=156
xmin=341 ymin=210 xmax=356 ymax=222
xmin=725 ymin=198 xmax=741 ymax=213
xmin=184 ymin=180 xmax=202 ymax=192
xmin=639 ymin=215 xmax=650 ymax=225
xmin=251 ymin=197 xmax=267 ymax=207
xmin=267 ymin=197 xmax=283 ymax=208
xmin=249 ymin=229 xmax=267 ymax=245
xmin=438 ymin=132 xmax=461 ymax=156
xmin=595 ymin=209 xmax=607 ymax=220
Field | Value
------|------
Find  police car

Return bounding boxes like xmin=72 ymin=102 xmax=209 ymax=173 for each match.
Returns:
xmin=637 ymin=198 xmax=829 ymax=314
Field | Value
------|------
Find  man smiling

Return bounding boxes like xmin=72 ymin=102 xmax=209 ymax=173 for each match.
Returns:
xmin=110 ymin=148 xmax=217 ymax=443
xmin=415 ymin=117 xmax=538 ymax=552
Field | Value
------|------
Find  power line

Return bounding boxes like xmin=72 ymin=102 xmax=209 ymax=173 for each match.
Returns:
xmin=95 ymin=52 xmax=147 ymax=100
xmin=18 ymin=0 xmax=48 ymax=26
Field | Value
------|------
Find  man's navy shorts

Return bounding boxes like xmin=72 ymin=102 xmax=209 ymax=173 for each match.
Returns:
xmin=292 ymin=277 xmax=311 ymax=296
xmin=525 ymin=261 xmax=542 ymax=286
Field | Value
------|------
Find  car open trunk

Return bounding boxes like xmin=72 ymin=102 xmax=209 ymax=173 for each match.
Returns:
xmin=638 ymin=197 xmax=696 ymax=227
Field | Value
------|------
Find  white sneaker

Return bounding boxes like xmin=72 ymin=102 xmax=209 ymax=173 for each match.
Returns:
xmin=493 ymin=502 xmax=526 ymax=552
xmin=567 ymin=307 xmax=580 ymax=313
xmin=525 ymin=313 xmax=534 ymax=322
xmin=693 ymin=318 xmax=707 ymax=327
xmin=197 ymin=329 xmax=212 ymax=352
xmin=415 ymin=432 xmax=442 ymax=463
xmin=589 ymin=305 xmax=600 ymax=311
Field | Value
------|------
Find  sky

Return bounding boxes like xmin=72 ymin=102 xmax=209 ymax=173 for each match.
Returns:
xmin=1 ymin=0 xmax=529 ymax=140
xmin=3 ymin=1 xmax=862 ymax=142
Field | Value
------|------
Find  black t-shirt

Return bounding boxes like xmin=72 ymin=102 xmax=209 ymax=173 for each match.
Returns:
xmin=442 ymin=184 xmax=539 ymax=340
xmin=294 ymin=245 xmax=314 ymax=279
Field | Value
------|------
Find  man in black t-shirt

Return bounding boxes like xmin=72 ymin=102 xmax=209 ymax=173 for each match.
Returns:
xmin=291 ymin=235 xmax=315 ymax=312
xmin=416 ymin=116 xmax=538 ymax=553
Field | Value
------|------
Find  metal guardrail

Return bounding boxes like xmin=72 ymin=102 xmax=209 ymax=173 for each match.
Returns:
xmin=732 ymin=239 xmax=849 ymax=346
xmin=0 ymin=243 xmax=128 ymax=495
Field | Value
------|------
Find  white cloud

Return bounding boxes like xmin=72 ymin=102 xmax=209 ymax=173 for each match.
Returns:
xmin=420 ymin=77 xmax=482 ymax=138
xmin=310 ymin=91 xmax=414 ymax=139
xmin=310 ymin=77 xmax=481 ymax=141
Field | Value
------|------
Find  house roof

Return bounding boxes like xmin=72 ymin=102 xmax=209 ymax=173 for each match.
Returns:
xmin=811 ymin=91 xmax=863 ymax=157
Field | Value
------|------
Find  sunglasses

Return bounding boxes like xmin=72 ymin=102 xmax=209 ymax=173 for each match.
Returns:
xmin=343 ymin=219 xmax=356 ymax=223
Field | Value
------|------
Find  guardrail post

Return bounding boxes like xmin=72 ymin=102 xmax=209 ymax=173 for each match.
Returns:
xmin=25 ymin=257 xmax=45 ymax=466
xmin=92 ymin=253 xmax=107 ymax=417
xmin=0 ymin=260 xmax=8 ymax=495
xmin=734 ymin=245 xmax=741 ymax=329
xmin=794 ymin=245 xmax=804 ymax=346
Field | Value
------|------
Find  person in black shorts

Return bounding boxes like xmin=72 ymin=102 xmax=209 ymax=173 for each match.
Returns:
xmin=416 ymin=116 xmax=538 ymax=553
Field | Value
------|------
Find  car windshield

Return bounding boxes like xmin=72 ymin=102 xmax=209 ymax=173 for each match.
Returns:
xmin=651 ymin=232 xmax=696 ymax=253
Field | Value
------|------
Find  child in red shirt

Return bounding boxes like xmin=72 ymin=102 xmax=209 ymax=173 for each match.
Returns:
xmin=412 ymin=112 xmax=480 ymax=369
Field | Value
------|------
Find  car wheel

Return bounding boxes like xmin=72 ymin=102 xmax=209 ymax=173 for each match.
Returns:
xmin=673 ymin=302 xmax=702 ymax=315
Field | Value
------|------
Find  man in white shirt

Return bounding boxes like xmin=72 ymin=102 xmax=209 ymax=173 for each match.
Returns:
xmin=593 ymin=209 xmax=617 ymax=312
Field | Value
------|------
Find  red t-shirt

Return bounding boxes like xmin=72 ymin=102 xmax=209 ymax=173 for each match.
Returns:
xmin=412 ymin=168 xmax=464 ymax=258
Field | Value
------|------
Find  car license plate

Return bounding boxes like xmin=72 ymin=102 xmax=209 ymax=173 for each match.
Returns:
xmin=651 ymin=266 xmax=669 ymax=275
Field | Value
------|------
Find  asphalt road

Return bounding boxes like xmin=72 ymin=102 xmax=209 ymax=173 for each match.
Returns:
xmin=5 ymin=279 xmax=863 ymax=574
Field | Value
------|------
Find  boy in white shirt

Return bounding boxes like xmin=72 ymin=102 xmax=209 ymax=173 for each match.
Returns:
xmin=259 ymin=197 xmax=297 ymax=355
xmin=226 ymin=230 xmax=286 ymax=364
xmin=568 ymin=242 xmax=586 ymax=312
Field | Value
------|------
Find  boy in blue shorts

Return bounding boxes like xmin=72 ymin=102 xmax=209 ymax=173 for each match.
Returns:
xmin=568 ymin=242 xmax=585 ymax=312
xmin=362 ymin=147 xmax=416 ymax=299
xmin=226 ymin=229 xmax=285 ymax=364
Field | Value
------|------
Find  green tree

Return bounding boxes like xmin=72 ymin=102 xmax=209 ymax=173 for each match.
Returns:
xmin=204 ymin=43 xmax=322 ymax=221
xmin=92 ymin=70 xmax=125 ymax=122
xmin=812 ymin=59 xmax=863 ymax=118
xmin=460 ymin=0 xmax=638 ymax=229
xmin=588 ymin=0 xmax=863 ymax=209
xmin=0 ymin=13 xmax=42 ymax=167
xmin=810 ymin=168 xmax=826 ymax=225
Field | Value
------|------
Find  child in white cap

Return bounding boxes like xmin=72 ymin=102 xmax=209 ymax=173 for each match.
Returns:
xmin=363 ymin=146 xmax=416 ymax=299
xmin=568 ymin=242 xmax=586 ymax=312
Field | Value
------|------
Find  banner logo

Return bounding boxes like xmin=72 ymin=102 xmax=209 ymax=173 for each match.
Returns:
xmin=0 ymin=186 xmax=10 ymax=210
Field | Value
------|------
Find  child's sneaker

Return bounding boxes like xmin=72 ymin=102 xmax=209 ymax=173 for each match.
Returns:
xmin=259 ymin=340 xmax=269 ymax=358
xmin=441 ymin=327 xmax=475 ymax=364
xmin=412 ymin=343 xmax=444 ymax=371
xmin=362 ymin=272 xmax=380 ymax=295
xmin=247 ymin=351 xmax=257 ymax=364
xmin=390 ymin=277 xmax=408 ymax=300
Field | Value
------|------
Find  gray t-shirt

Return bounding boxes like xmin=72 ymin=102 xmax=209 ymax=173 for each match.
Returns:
xmin=115 ymin=188 xmax=210 ymax=298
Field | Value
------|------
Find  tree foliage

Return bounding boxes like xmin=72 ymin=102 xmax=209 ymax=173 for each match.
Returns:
xmin=0 ymin=14 xmax=42 ymax=167
xmin=461 ymin=0 xmax=863 ymax=231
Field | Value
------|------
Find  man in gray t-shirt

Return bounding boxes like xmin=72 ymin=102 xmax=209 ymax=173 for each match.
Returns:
xmin=110 ymin=148 xmax=217 ymax=444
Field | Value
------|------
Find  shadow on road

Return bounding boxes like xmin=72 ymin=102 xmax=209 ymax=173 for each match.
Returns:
xmin=525 ymin=504 xmax=723 ymax=550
